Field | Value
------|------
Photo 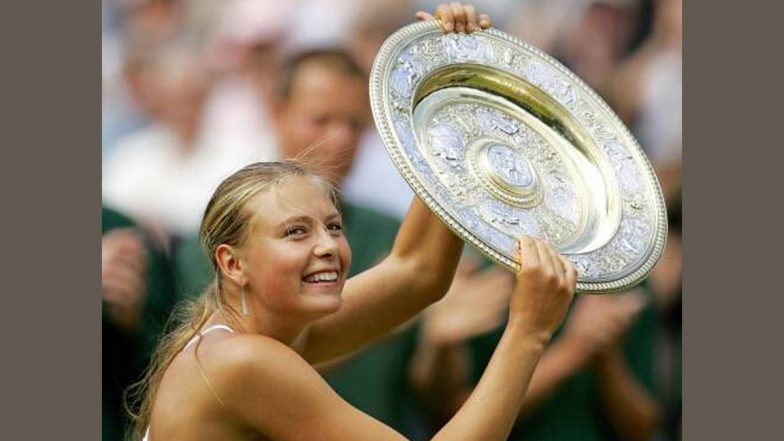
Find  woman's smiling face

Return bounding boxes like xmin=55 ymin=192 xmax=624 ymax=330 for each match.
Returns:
xmin=239 ymin=176 xmax=352 ymax=321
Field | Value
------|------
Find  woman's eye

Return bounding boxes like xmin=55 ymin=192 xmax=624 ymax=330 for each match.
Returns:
xmin=285 ymin=226 xmax=307 ymax=237
xmin=327 ymin=223 xmax=343 ymax=232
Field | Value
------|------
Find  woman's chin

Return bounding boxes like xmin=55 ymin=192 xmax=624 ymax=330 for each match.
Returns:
xmin=301 ymin=291 xmax=344 ymax=316
xmin=296 ymin=280 xmax=346 ymax=317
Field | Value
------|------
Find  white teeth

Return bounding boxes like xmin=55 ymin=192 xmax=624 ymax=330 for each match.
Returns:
xmin=304 ymin=272 xmax=338 ymax=283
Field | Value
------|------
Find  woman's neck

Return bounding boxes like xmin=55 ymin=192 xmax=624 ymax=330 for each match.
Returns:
xmin=209 ymin=309 xmax=309 ymax=348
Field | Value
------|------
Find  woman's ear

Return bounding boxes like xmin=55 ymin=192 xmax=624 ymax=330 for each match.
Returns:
xmin=215 ymin=244 xmax=245 ymax=286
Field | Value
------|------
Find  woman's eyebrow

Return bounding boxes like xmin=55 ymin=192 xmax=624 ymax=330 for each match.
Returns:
xmin=324 ymin=211 xmax=342 ymax=222
xmin=276 ymin=210 xmax=341 ymax=229
xmin=276 ymin=215 xmax=312 ymax=229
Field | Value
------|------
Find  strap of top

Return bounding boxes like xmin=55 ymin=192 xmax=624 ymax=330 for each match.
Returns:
xmin=183 ymin=324 xmax=235 ymax=351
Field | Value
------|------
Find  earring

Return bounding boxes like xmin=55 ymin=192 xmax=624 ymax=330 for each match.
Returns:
xmin=241 ymin=285 xmax=249 ymax=316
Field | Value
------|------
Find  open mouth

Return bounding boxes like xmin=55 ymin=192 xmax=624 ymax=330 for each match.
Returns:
xmin=302 ymin=271 xmax=340 ymax=284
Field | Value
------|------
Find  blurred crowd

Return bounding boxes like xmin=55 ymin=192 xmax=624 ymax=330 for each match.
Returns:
xmin=102 ymin=0 xmax=681 ymax=440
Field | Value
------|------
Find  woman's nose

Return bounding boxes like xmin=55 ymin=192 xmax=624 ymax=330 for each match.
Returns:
xmin=313 ymin=228 xmax=338 ymax=258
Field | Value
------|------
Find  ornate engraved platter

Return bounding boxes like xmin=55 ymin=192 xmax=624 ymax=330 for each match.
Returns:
xmin=369 ymin=21 xmax=667 ymax=293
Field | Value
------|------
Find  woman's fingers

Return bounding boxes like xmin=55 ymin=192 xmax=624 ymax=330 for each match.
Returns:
xmin=546 ymin=244 xmax=567 ymax=280
xmin=478 ymin=13 xmax=491 ymax=29
xmin=518 ymin=237 xmax=578 ymax=294
xmin=560 ymin=255 xmax=578 ymax=292
xmin=415 ymin=11 xmax=434 ymax=22
xmin=435 ymin=3 xmax=454 ymax=32
xmin=534 ymin=239 xmax=563 ymax=287
xmin=422 ymin=3 xmax=490 ymax=33
xmin=464 ymin=5 xmax=478 ymax=32
xmin=450 ymin=2 xmax=467 ymax=33
xmin=517 ymin=236 xmax=540 ymax=274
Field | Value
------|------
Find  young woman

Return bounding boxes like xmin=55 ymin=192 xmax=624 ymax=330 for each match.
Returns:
xmin=129 ymin=6 xmax=577 ymax=441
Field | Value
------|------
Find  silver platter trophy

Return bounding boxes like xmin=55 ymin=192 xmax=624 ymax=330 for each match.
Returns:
xmin=369 ymin=21 xmax=667 ymax=293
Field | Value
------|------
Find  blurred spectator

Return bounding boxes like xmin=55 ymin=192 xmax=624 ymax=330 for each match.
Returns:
xmin=102 ymin=39 xmax=157 ymax=160
xmin=103 ymin=41 xmax=252 ymax=239
xmin=409 ymin=253 xmax=514 ymax=420
xmin=197 ymin=0 xmax=294 ymax=168
xmin=341 ymin=0 xmax=417 ymax=219
xmin=102 ymin=0 xmax=189 ymax=156
xmin=102 ymin=206 xmax=177 ymax=441
xmin=284 ymin=0 xmax=365 ymax=53
xmin=122 ymin=0 xmax=187 ymax=46
xmin=567 ymin=0 xmax=639 ymax=92
xmin=103 ymin=2 xmax=287 ymax=241
xmin=503 ymin=0 xmax=591 ymax=54
xmin=609 ymin=0 xmax=682 ymax=188
xmin=274 ymin=49 xmax=370 ymax=182
xmin=412 ymin=285 xmax=663 ymax=441
xmin=345 ymin=0 xmax=414 ymax=74
xmin=651 ymin=189 xmax=682 ymax=441
xmin=103 ymin=42 xmax=210 ymax=237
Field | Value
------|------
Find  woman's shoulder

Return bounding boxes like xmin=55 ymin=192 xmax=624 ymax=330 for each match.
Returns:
xmin=206 ymin=334 xmax=315 ymax=388
xmin=196 ymin=333 xmax=333 ymax=424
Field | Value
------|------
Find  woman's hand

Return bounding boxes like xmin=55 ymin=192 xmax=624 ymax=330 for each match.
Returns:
xmin=507 ymin=237 xmax=576 ymax=343
xmin=415 ymin=2 xmax=492 ymax=33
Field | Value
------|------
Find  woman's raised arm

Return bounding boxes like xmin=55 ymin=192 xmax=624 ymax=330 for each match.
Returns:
xmin=221 ymin=237 xmax=575 ymax=441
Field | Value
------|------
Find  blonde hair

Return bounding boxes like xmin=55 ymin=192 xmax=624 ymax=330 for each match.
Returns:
xmin=125 ymin=160 xmax=337 ymax=440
